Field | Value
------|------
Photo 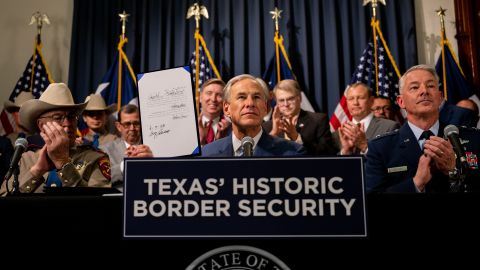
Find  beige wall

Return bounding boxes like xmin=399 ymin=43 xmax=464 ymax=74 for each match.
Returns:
xmin=0 ymin=0 xmax=457 ymax=105
xmin=415 ymin=0 xmax=458 ymax=66
xmin=0 ymin=0 xmax=73 ymax=105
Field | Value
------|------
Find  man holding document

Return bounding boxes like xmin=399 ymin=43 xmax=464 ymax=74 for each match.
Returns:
xmin=201 ymin=74 xmax=306 ymax=157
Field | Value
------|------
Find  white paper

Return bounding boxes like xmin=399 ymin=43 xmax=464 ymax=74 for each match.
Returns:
xmin=137 ymin=67 xmax=200 ymax=157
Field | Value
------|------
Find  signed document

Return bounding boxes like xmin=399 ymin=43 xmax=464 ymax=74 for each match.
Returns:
xmin=137 ymin=67 xmax=200 ymax=157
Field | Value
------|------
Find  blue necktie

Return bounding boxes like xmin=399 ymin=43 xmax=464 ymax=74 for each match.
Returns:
xmin=92 ymin=133 xmax=99 ymax=148
xmin=46 ymin=169 xmax=62 ymax=187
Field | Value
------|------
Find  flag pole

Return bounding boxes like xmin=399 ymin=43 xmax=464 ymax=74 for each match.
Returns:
xmin=364 ymin=0 xmax=385 ymax=96
xmin=187 ymin=3 xmax=209 ymax=114
xmin=28 ymin=11 xmax=50 ymax=93
xmin=437 ymin=7 xmax=448 ymax=100
xmin=117 ymin=11 xmax=130 ymax=112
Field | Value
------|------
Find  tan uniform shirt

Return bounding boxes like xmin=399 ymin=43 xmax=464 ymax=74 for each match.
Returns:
xmin=0 ymin=145 xmax=111 ymax=195
xmin=83 ymin=129 xmax=117 ymax=147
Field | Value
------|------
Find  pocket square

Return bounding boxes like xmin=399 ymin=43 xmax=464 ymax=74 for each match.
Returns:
xmin=387 ymin=166 xmax=407 ymax=173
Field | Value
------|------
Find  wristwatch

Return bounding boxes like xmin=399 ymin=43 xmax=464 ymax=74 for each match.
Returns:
xmin=448 ymin=167 xmax=460 ymax=179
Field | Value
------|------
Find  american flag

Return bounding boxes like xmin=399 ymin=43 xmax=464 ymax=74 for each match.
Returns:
xmin=189 ymin=45 xmax=214 ymax=88
xmin=329 ymin=38 xmax=400 ymax=131
xmin=0 ymin=46 xmax=52 ymax=135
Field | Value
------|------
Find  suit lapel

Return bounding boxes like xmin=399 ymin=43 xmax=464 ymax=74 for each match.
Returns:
xmin=398 ymin=124 xmax=422 ymax=169
xmin=254 ymin=132 xmax=274 ymax=156
xmin=218 ymin=135 xmax=234 ymax=156
xmin=365 ymin=117 xmax=378 ymax=139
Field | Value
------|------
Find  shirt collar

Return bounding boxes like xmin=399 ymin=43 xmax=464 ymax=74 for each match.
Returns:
xmin=408 ymin=120 xmax=440 ymax=140
xmin=352 ymin=112 xmax=374 ymax=131
xmin=202 ymin=115 xmax=220 ymax=125
xmin=232 ymin=129 xmax=263 ymax=154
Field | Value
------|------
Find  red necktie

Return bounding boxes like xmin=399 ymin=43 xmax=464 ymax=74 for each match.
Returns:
xmin=206 ymin=120 xmax=214 ymax=143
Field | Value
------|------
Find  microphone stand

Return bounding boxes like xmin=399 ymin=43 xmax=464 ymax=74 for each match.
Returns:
xmin=9 ymin=165 xmax=20 ymax=195
xmin=449 ymin=162 xmax=467 ymax=193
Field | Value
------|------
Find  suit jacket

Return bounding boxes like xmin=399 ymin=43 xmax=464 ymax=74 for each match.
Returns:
xmin=440 ymin=103 xmax=477 ymax=127
xmin=100 ymin=138 xmax=126 ymax=191
xmin=365 ymin=123 xmax=480 ymax=193
xmin=201 ymin=131 xmax=306 ymax=157
xmin=263 ymin=110 xmax=337 ymax=155
xmin=332 ymin=117 xmax=400 ymax=151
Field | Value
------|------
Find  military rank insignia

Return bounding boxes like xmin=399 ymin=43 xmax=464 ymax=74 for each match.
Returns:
xmin=98 ymin=156 xmax=111 ymax=180
xmin=466 ymin=152 xmax=478 ymax=169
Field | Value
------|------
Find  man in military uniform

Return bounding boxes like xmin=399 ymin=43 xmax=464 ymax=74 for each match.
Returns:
xmin=80 ymin=94 xmax=117 ymax=148
xmin=366 ymin=65 xmax=480 ymax=193
xmin=0 ymin=83 xmax=111 ymax=196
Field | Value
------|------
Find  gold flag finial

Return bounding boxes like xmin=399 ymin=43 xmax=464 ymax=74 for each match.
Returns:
xmin=186 ymin=3 xmax=209 ymax=30
xmin=436 ymin=6 xmax=447 ymax=32
xmin=270 ymin=7 xmax=283 ymax=32
xmin=363 ymin=0 xmax=386 ymax=19
xmin=119 ymin=10 xmax=130 ymax=39
xmin=29 ymin=11 xmax=50 ymax=37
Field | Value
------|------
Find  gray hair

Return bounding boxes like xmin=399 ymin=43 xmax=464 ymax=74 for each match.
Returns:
xmin=223 ymin=74 xmax=269 ymax=102
xmin=398 ymin=64 xmax=439 ymax=94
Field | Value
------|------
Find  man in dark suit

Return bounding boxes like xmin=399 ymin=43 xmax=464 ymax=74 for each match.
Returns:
xmin=201 ymin=74 xmax=305 ymax=157
xmin=440 ymin=99 xmax=478 ymax=127
xmin=262 ymin=79 xmax=337 ymax=155
xmin=366 ymin=65 xmax=480 ymax=193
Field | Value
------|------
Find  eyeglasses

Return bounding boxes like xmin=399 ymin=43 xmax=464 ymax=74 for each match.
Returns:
xmin=39 ymin=113 xmax=79 ymax=124
xmin=277 ymin=96 xmax=298 ymax=105
xmin=372 ymin=106 xmax=392 ymax=112
xmin=120 ymin=121 xmax=141 ymax=128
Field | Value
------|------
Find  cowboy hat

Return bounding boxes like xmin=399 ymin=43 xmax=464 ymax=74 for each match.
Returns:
xmin=4 ymin=91 xmax=35 ymax=113
xmin=19 ymin=83 xmax=88 ymax=132
xmin=83 ymin=94 xmax=116 ymax=114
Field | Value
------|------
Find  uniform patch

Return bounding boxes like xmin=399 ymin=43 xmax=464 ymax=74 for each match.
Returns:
xmin=388 ymin=166 xmax=408 ymax=173
xmin=98 ymin=156 xmax=111 ymax=180
xmin=466 ymin=152 xmax=478 ymax=169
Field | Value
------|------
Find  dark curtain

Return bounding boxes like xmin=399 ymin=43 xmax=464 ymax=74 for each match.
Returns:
xmin=69 ymin=0 xmax=417 ymax=116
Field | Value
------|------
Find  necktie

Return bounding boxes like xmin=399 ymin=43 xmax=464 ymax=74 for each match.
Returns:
xmin=46 ymin=169 xmax=62 ymax=187
xmin=206 ymin=120 xmax=214 ymax=144
xmin=92 ymin=133 xmax=100 ymax=148
xmin=419 ymin=130 xmax=434 ymax=150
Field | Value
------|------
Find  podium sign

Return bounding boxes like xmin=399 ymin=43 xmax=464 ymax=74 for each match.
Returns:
xmin=123 ymin=157 xmax=367 ymax=238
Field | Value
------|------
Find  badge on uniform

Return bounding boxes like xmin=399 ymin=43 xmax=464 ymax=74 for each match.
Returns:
xmin=98 ymin=156 xmax=111 ymax=180
xmin=75 ymin=160 xmax=86 ymax=171
xmin=466 ymin=152 xmax=478 ymax=169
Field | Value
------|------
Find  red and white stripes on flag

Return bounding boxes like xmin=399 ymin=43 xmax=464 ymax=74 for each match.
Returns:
xmin=0 ymin=43 xmax=53 ymax=135
xmin=329 ymin=35 xmax=401 ymax=131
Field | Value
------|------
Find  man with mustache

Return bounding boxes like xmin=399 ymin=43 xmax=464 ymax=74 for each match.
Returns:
xmin=366 ymin=65 xmax=480 ymax=193
xmin=0 ymin=83 xmax=111 ymax=195
xmin=201 ymin=74 xmax=305 ymax=157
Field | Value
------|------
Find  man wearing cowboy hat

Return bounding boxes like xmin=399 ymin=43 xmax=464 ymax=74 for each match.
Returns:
xmin=80 ymin=94 xmax=117 ymax=148
xmin=4 ymin=91 xmax=35 ymax=145
xmin=0 ymin=83 xmax=111 ymax=195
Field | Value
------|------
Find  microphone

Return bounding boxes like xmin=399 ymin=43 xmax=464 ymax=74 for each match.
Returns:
xmin=444 ymin=125 xmax=468 ymax=168
xmin=3 ymin=138 xmax=28 ymax=182
xmin=241 ymin=136 xmax=254 ymax=157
